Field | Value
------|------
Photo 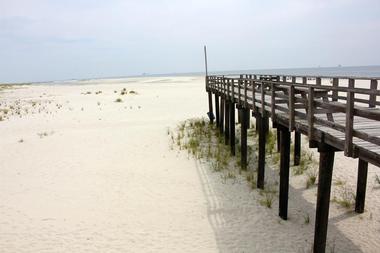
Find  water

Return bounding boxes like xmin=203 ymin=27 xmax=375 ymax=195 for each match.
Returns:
xmin=211 ymin=65 xmax=380 ymax=79
xmin=22 ymin=65 xmax=380 ymax=86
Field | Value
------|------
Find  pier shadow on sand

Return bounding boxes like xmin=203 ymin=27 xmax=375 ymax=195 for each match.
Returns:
xmin=194 ymin=159 xmax=363 ymax=253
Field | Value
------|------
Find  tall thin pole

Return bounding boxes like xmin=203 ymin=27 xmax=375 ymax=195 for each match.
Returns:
xmin=204 ymin=45 xmax=208 ymax=77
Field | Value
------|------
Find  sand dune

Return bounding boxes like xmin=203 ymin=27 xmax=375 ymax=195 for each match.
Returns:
xmin=0 ymin=76 xmax=379 ymax=252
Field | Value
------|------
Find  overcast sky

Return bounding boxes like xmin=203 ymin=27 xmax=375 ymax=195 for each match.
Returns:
xmin=1 ymin=0 xmax=379 ymax=83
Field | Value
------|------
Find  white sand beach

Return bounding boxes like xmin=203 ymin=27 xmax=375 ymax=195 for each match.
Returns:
xmin=1 ymin=76 xmax=380 ymax=252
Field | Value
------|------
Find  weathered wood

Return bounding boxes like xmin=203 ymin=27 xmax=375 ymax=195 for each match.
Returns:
xmin=314 ymin=143 xmax=335 ymax=253
xmin=277 ymin=128 xmax=281 ymax=152
xmin=294 ymin=131 xmax=301 ymax=166
xmin=220 ymin=97 xmax=224 ymax=133
xmin=369 ymin=79 xmax=378 ymax=108
xmin=261 ymin=82 xmax=265 ymax=116
xmin=289 ymin=85 xmax=295 ymax=130
xmin=355 ymin=159 xmax=368 ymax=213
xmin=279 ymin=125 xmax=291 ymax=220
xmin=257 ymin=115 xmax=268 ymax=189
xmin=225 ymin=99 xmax=230 ymax=144
xmin=332 ymin=78 xmax=339 ymax=101
xmin=308 ymin=86 xmax=315 ymax=142
xmin=271 ymin=83 xmax=276 ymax=122
xmin=208 ymin=91 xmax=214 ymax=123
xmin=230 ymin=101 xmax=236 ymax=155
xmin=240 ymin=108 xmax=249 ymax=170
xmin=215 ymin=94 xmax=220 ymax=128
xmin=345 ymin=79 xmax=355 ymax=157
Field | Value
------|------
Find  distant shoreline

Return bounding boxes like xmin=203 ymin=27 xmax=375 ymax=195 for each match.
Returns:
xmin=2 ymin=65 xmax=380 ymax=85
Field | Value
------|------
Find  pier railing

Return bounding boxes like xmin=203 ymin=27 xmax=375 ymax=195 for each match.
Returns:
xmin=206 ymin=74 xmax=380 ymax=165
xmin=205 ymin=73 xmax=380 ymax=253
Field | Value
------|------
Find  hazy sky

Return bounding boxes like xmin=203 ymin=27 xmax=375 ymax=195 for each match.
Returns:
xmin=1 ymin=0 xmax=379 ymax=83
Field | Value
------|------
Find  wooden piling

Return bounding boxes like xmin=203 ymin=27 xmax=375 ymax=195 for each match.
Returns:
xmin=240 ymin=107 xmax=249 ymax=170
xmin=224 ymin=99 xmax=230 ymax=144
xmin=208 ymin=91 xmax=214 ymax=123
xmin=277 ymin=128 xmax=281 ymax=152
xmin=355 ymin=159 xmax=368 ymax=213
xmin=294 ymin=131 xmax=301 ymax=166
xmin=279 ymin=125 xmax=291 ymax=220
xmin=215 ymin=94 xmax=220 ymax=128
xmin=220 ymin=98 xmax=224 ymax=133
xmin=230 ymin=101 xmax=236 ymax=155
xmin=257 ymin=115 xmax=268 ymax=189
xmin=314 ymin=143 xmax=335 ymax=253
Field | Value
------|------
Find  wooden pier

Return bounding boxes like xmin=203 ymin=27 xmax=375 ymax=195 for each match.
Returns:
xmin=205 ymin=74 xmax=380 ymax=253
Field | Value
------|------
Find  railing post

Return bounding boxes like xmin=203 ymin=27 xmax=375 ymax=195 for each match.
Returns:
xmin=344 ymin=79 xmax=355 ymax=157
xmin=308 ymin=86 xmax=315 ymax=141
xmin=271 ymin=83 xmax=276 ymax=122
xmin=289 ymin=85 xmax=295 ymax=131
xmin=332 ymin=78 xmax=339 ymax=101
xmin=369 ymin=79 xmax=378 ymax=108
xmin=261 ymin=81 xmax=265 ymax=116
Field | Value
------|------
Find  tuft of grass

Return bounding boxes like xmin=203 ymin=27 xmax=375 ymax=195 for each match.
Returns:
xmin=305 ymin=167 xmax=317 ymax=189
xmin=332 ymin=183 xmax=355 ymax=209
xmin=18 ymin=138 xmax=24 ymax=143
xmin=266 ymin=129 xmax=276 ymax=155
xmin=303 ymin=213 xmax=310 ymax=224
xmin=129 ymin=90 xmax=138 ymax=94
xmin=121 ymin=88 xmax=127 ymax=95
xmin=334 ymin=179 xmax=345 ymax=186
xmin=259 ymin=191 xmax=274 ymax=209
xmin=115 ymin=98 xmax=123 ymax=103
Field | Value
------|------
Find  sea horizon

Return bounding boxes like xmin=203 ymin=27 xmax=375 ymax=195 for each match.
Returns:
xmin=2 ymin=64 xmax=380 ymax=85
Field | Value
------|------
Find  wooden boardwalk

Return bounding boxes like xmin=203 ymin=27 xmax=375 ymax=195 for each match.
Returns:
xmin=205 ymin=74 xmax=380 ymax=253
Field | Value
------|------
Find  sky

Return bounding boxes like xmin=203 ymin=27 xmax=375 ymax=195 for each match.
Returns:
xmin=0 ymin=0 xmax=379 ymax=83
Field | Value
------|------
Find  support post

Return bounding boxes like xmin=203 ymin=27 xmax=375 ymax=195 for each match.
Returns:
xmin=240 ymin=107 xmax=249 ymax=170
xmin=294 ymin=131 xmax=301 ymax=166
xmin=229 ymin=101 xmax=236 ymax=155
xmin=313 ymin=143 xmax=335 ymax=253
xmin=277 ymin=128 xmax=281 ymax=152
xmin=257 ymin=115 xmax=268 ymax=189
xmin=279 ymin=125 xmax=291 ymax=220
xmin=208 ymin=91 xmax=214 ymax=123
xmin=355 ymin=159 xmax=368 ymax=213
xmin=220 ymin=98 xmax=224 ymax=133
xmin=215 ymin=94 xmax=220 ymax=128
xmin=224 ymin=100 xmax=230 ymax=145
